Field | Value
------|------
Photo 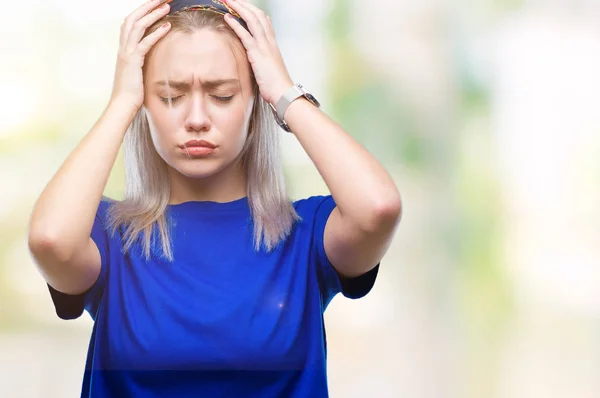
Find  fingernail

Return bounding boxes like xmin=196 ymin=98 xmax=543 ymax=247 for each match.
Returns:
xmin=162 ymin=22 xmax=170 ymax=28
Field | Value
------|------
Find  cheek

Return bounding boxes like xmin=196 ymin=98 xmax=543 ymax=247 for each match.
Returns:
xmin=146 ymin=109 xmax=175 ymax=153
xmin=213 ymin=106 xmax=250 ymax=139
xmin=224 ymin=99 xmax=254 ymax=138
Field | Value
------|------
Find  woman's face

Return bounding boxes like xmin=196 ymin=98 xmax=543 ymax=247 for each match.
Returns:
xmin=144 ymin=28 xmax=254 ymax=180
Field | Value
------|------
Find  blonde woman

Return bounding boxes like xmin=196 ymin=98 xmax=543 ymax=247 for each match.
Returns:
xmin=28 ymin=0 xmax=402 ymax=396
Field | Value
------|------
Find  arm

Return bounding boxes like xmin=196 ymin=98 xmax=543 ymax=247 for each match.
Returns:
xmin=225 ymin=0 xmax=402 ymax=279
xmin=286 ymin=100 xmax=402 ymax=278
xmin=28 ymin=101 xmax=137 ymax=294
xmin=28 ymin=0 xmax=173 ymax=295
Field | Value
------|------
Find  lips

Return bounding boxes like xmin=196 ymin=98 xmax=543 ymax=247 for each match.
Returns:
xmin=180 ymin=139 xmax=217 ymax=158
xmin=182 ymin=140 xmax=216 ymax=149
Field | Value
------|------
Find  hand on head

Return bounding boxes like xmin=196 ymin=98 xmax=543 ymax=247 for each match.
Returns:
xmin=110 ymin=0 xmax=173 ymax=113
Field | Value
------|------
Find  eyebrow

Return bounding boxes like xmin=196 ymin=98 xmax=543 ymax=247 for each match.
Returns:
xmin=154 ymin=79 xmax=239 ymax=90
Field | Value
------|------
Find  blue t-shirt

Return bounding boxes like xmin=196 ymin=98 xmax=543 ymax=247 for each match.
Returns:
xmin=47 ymin=195 xmax=379 ymax=397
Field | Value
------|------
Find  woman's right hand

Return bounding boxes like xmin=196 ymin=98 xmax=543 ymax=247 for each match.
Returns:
xmin=110 ymin=0 xmax=172 ymax=113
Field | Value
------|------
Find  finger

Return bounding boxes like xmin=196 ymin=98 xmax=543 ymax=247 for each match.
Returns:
xmin=121 ymin=0 xmax=171 ymax=48
xmin=125 ymin=2 xmax=171 ymax=52
xmin=121 ymin=0 xmax=161 ymax=47
xmin=224 ymin=13 xmax=255 ymax=50
xmin=138 ymin=22 xmax=172 ymax=55
xmin=236 ymin=0 xmax=275 ymax=39
xmin=225 ymin=0 xmax=266 ymax=40
xmin=265 ymin=15 xmax=275 ymax=37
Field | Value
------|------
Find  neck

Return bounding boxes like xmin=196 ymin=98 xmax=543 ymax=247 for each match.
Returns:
xmin=168 ymin=161 xmax=247 ymax=205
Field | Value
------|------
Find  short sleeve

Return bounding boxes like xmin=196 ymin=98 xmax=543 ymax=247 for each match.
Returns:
xmin=312 ymin=196 xmax=380 ymax=309
xmin=46 ymin=199 xmax=112 ymax=320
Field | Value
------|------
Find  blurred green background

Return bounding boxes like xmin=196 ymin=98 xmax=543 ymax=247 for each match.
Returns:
xmin=2 ymin=0 xmax=600 ymax=396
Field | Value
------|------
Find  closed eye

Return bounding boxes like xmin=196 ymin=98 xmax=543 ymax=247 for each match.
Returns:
xmin=160 ymin=96 xmax=183 ymax=104
xmin=159 ymin=95 xmax=234 ymax=104
xmin=212 ymin=95 xmax=234 ymax=102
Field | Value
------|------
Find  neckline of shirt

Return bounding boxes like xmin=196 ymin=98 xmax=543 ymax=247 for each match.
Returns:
xmin=166 ymin=196 xmax=249 ymax=212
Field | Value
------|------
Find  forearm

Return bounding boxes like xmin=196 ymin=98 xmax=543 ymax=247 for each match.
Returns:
xmin=29 ymin=100 xmax=137 ymax=259
xmin=285 ymin=98 xmax=402 ymax=230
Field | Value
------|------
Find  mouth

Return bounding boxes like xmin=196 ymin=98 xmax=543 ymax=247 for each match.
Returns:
xmin=180 ymin=140 xmax=217 ymax=158
xmin=181 ymin=140 xmax=217 ymax=149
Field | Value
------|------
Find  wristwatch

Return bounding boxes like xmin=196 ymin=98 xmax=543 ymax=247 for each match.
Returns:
xmin=269 ymin=84 xmax=321 ymax=132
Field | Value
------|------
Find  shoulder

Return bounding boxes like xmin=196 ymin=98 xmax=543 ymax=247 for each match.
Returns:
xmin=292 ymin=195 xmax=336 ymax=217
xmin=97 ymin=196 xmax=120 ymax=215
xmin=93 ymin=197 xmax=122 ymax=232
xmin=100 ymin=196 xmax=119 ymax=206
xmin=291 ymin=195 xmax=338 ymax=234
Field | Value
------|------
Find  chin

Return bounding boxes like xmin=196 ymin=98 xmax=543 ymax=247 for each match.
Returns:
xmin=168 ymin=156 xmax=233 ymax=180
xmin=174 ymin=162 xmax=222 ymax=179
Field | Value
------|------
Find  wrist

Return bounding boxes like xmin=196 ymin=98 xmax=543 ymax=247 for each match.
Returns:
xmin=270 ymin=80 xmax=294 ymax=106
xmin=107 ymin=96 xmax=141 ymax=119
xmin=269 ymin=83 xmax=321 ymax=133
xmin=278 ymin=96 xmax=314 ymax=133
xmin=104 ymin=97 xmax=140 ymax=128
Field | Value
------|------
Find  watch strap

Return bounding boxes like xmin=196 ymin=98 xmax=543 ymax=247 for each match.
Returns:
xmin=270 ymin=84 xmax=321 ymax=132
xmin=276 ymin=85 xmax=305 ymax=121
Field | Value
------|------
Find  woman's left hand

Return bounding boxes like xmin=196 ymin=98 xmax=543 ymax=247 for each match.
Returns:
xmin=224 ymin=0 xmax=294 ymax=105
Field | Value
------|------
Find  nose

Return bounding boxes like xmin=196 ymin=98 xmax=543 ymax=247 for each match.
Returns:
xmin=184 ymin=94 xmax=211 ymax=133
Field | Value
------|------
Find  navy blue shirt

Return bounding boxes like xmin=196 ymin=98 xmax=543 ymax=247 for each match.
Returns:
xmin=48 ymin=195 xmax=378 ymax=397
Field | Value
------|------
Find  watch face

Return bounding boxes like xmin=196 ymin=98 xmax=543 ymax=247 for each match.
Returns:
xmin=305 ymin=93 xmax=321 ymax=108
xmin=295 ymin=85 xmax=320 ymax=108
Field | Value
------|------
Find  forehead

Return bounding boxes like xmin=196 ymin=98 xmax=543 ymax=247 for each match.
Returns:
xmin=147 ymin=29 xmax=245 ymax=82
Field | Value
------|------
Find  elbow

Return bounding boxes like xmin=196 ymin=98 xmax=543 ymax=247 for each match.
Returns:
xmin=28 ymin=227 xmax=55 ymax=255
xmin=362 ymin=192 xmax=403 ymax=233
xmin=28 ymin=228 xmax=72 ymax=264
xmin=376 ymin=194 xmax=403 ymax=225
xmin=28 ymin=229 xmax=54 ymax=257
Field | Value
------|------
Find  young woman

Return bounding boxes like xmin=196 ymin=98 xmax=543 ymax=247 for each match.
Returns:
xmin=28 ymin=0 xmax=402 ymax=396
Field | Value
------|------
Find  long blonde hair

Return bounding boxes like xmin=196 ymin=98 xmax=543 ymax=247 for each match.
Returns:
xmin=106 ymin=10 xmax=300 ymax=261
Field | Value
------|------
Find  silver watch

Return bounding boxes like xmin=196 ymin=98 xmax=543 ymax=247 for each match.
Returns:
xmin=269 ymin=84 xmax=321 ymax=132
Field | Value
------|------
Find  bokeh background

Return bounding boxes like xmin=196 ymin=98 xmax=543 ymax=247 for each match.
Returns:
xmin=2 ymin=0 xmax=600 ymax=396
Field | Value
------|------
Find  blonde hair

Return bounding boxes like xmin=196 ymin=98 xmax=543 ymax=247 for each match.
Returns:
xmin=106 ymin=10 xmax=300 ymax=261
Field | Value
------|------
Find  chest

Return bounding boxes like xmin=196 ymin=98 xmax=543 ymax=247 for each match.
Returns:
xmin=99 ymin=241 xmax=321 ymax=371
